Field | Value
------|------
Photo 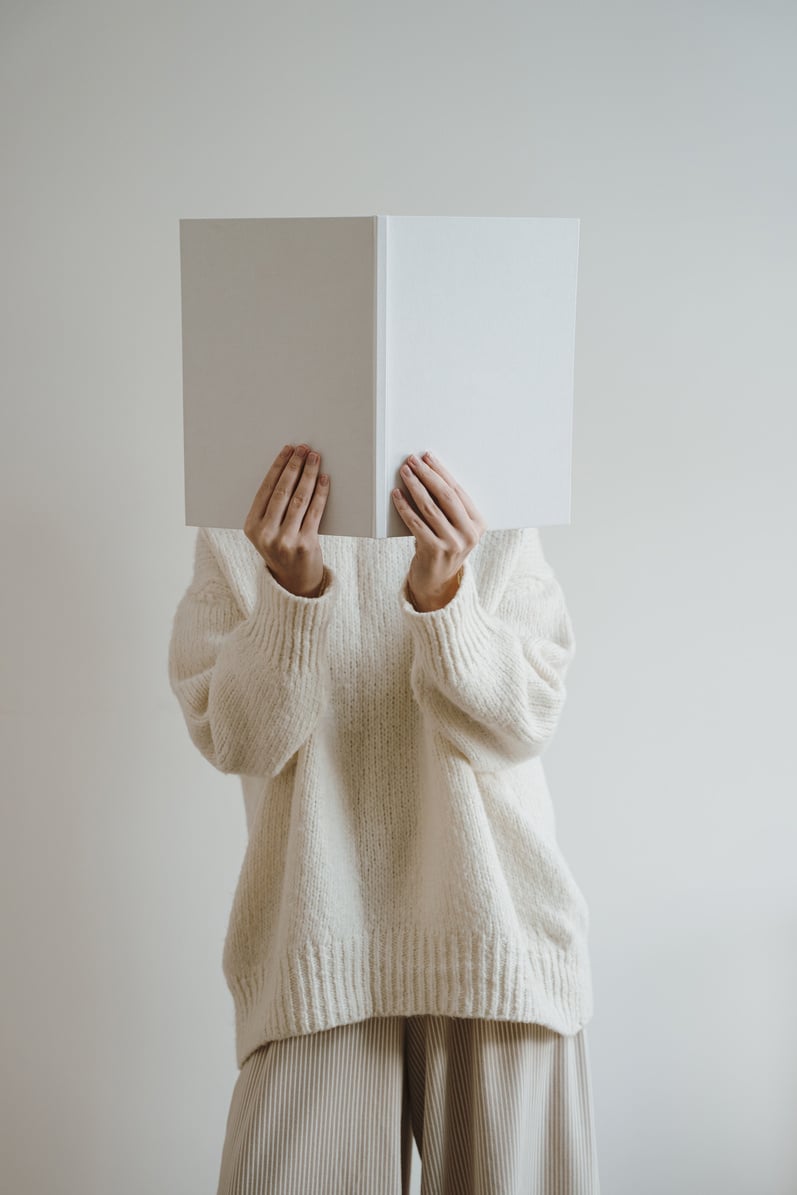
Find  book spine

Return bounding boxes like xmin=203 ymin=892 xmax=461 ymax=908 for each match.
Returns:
xmin=374 ymin=215 xmax=388 ymax=538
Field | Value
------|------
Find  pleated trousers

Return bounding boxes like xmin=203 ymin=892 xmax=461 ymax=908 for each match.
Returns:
xmin=216 ymin=1015 xmax=600 ymax=1195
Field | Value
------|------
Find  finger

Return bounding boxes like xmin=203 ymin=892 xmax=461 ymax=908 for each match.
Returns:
xmin=419 ymin=452 xmax=484 ymax=527
xmin=260 ymin=444 xmax=310 ymax=528
xmin=399 ymin=463 xmax=450 ymax=538
xmin=404 ymin=455 xmax=471 ymax=536
xmin=282 ymin=449 xmax=323 ymax=531
xmin=392 ymin=486 xmax=437 ymax=546
xmin=301 ymin=471 xmax=330 ymax=536
xmin=246 ymin=444 xmax=296 ymax=528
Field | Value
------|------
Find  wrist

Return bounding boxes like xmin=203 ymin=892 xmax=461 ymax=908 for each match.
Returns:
xmin=406 ymin=565 xmax=463 ymax=612
xmin=266 ymin=564 xmax=327 ymax=598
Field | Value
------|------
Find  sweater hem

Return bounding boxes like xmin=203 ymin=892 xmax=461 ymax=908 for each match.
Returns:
xmin=224 ymin=926 xmax=594 ymax=1070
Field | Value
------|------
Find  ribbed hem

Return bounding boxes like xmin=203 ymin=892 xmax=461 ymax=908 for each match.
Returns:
xmin=224 ymin=926 xmax=594 ymax=1069
xmin=244 ymin=564 xmax=336 ymax=672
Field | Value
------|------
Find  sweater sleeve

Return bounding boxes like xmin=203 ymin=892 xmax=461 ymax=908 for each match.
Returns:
xmin=168 ymin=527 xmax=337 ymax=778
xmin=399 ymin=529 xmax=576 ymax=774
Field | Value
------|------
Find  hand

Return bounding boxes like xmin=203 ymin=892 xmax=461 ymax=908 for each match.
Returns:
xmin=392 ymin=451 xmax=487 ymax=611
xmin=244 ymin=443 xmax=330 ymax=597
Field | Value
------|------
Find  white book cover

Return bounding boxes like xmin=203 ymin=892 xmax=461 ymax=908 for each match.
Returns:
xmin=178 ymin=215 xmax=579 ymax=536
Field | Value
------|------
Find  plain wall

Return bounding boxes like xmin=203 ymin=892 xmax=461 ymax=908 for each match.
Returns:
xmin=2 ymin=1 xmax=795 ymax=1192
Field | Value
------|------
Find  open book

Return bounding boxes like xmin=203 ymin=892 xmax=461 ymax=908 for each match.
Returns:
xmin=179 ymin=215 xmax=579 ymax=536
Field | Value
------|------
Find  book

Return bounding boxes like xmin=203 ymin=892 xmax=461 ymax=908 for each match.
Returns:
xmin=178 ymin=214 xmax=579 ymax=536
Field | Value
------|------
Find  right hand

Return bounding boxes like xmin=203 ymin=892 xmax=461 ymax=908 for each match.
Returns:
xmin=244 ymin=443 xmax=330 ymax=597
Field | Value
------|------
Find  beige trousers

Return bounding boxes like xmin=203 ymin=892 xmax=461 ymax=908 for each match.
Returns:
xmin=216 ymin=1015 xmax=600 ymax=1194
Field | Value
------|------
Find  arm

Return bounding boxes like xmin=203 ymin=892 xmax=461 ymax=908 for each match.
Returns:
xmin=168 ymin=527 xmax=337 ymax=777
xmin=399 ymin=528 xmax=576 ymax=774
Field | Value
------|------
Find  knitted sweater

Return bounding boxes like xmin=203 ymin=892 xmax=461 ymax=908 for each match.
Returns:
xmin=168 ymin=524 xmax=593 ymax=1069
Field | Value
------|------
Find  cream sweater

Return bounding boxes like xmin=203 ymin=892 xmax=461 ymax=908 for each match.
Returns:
xmin=168 ymin=524 xmax=593 ymax=1069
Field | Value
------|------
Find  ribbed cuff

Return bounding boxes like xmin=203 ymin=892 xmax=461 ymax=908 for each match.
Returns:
xmin=244 ymin=564 xmax=337 ymax=672
xmin=399 ymin=559 xmax=499 ymax=683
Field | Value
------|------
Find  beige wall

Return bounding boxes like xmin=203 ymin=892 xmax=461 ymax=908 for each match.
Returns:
xmin=2 ymin=1 xmax=795 ymax=1191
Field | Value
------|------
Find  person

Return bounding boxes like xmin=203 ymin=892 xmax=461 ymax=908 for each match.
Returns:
xmin=168 ymin=441 xmax=600 ymax=1194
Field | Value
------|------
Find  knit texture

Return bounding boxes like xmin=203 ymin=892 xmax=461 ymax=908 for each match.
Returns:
xmin=168 ymin=525 xmax=593 ymax=1069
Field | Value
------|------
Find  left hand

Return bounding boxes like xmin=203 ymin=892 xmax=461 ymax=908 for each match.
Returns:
xmin=392 ymin=451 xmax=488 ymax=611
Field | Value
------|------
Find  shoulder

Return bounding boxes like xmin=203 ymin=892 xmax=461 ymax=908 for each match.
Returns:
xmin=196 ymin=527 xmax=264 ymax=617
xmin=478 ymin=527 xmax=553 ymax=582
